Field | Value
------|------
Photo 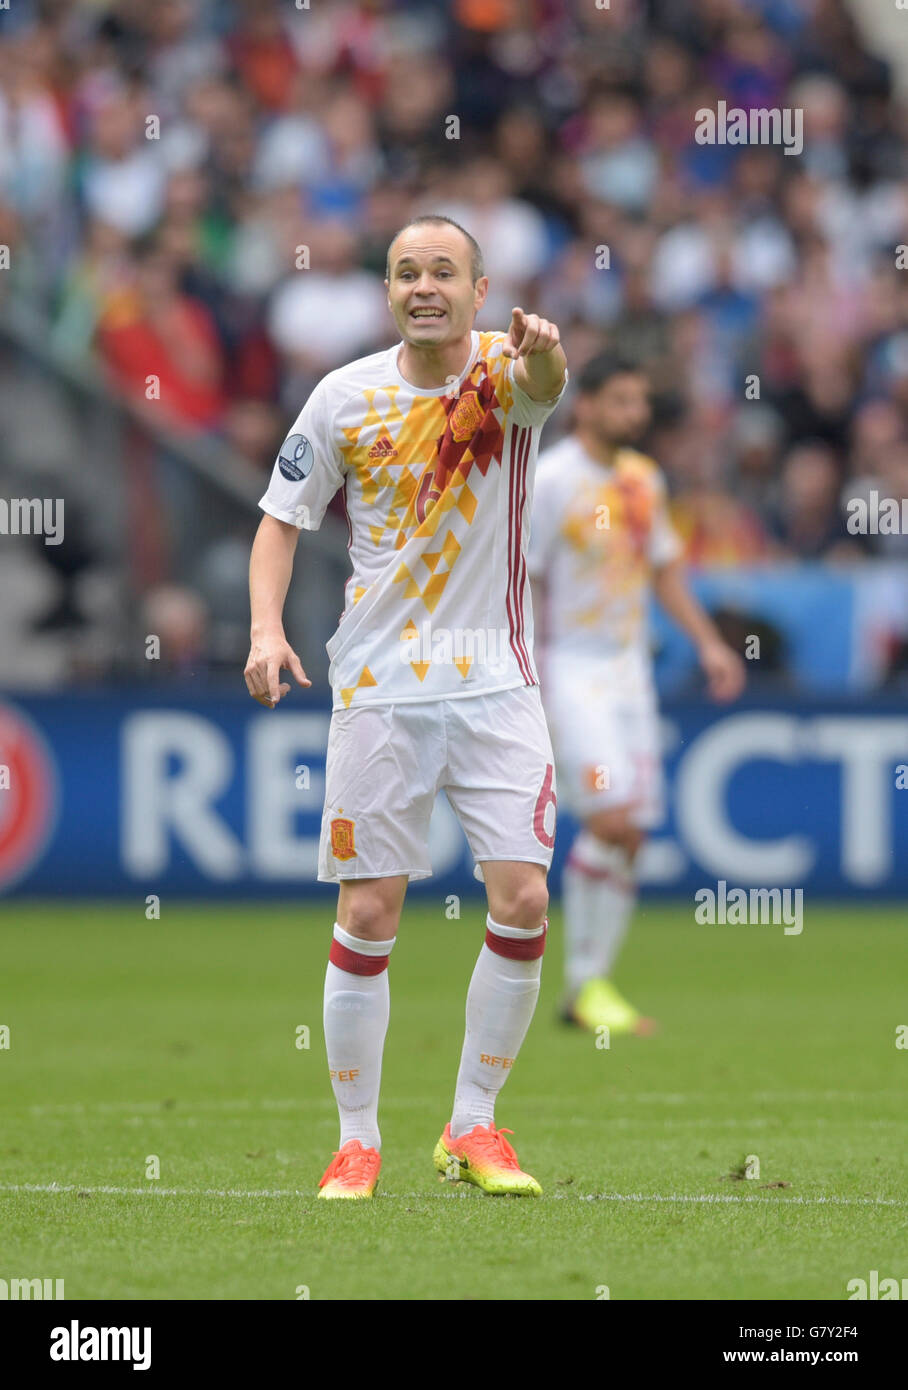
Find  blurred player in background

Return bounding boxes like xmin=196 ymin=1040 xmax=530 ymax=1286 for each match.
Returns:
xmin=245 ymin=216 xmax=566 ymax=1198
xmin=529 ymin=352 xmax=745 ymax=1036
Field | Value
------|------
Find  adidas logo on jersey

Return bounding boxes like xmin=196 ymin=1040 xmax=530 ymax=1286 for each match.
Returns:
xmin=368 ymin=436 xmax=397 ymax=459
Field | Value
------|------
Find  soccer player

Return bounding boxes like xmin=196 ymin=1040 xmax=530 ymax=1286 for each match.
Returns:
xmin=528 ymin=352 xmax=745 ymax=1035
xmin=245 ymin=215 xmax=566 ymax=1198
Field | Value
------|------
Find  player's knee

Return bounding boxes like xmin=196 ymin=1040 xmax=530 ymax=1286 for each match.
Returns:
xmin=338 ymin=888 xmax=401 ymax=941
xmin=339 ymin=903 xmax=398 ymax=941
xmin=491 ymin=877 xmax=549 ymax=931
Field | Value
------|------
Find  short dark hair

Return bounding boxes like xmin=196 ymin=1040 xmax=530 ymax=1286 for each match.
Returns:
xmin=386 ymin=215 xmax=484 ymax=284
xmin=576 ymin=350 xmax=646 ymax=396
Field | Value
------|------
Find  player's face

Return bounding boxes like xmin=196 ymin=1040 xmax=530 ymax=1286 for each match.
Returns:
xmin=580 ymin=372 xmax=651 ymax=448
xmin=386 ymin=227 xmax=487 ymax=347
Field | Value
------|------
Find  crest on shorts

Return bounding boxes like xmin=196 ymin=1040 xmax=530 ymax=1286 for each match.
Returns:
xmin=330 ymin=816 xmax=357 ymax=861
xmin=449 ymin=390 xmax=484 ymax=442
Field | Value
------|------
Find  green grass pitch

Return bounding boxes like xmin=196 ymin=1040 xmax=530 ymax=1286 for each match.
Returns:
xmin=1 ymin=899 xmax=905 ymax=1300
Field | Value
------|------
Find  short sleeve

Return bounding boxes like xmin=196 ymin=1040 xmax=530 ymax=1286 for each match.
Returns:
xmin=527 ymin=461 xmax=563 ymax=580
xmin=649 ymin=472 xmax=683 ymax=568
xmin=258 ymin=378 xmax=345 ymax=530
xmin=506 ymin=357 xmax=569 ymax=428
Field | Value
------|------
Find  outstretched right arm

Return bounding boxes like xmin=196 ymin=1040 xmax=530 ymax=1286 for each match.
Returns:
xmin=244 ymin=513 xmax=312 ymax=708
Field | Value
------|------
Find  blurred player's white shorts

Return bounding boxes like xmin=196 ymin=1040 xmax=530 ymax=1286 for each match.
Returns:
xmin=542 ymin=654 xmax=664 ymax=828
xmin=318 ymin=683 xmax=557 ymax=883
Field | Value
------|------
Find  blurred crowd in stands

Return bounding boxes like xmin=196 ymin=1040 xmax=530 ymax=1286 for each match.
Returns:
xmin=2 ymin=0 xmax=908 ymax=684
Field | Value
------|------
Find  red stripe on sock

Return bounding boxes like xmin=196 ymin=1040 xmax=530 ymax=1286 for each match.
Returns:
xmin=485 ymin=920 xmax=547 ymax=961
xmin=329 ymin=939 xmax=389 ymax=976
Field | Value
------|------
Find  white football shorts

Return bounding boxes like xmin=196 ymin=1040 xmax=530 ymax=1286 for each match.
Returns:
xmin=542 ymin=655 xmax=665 ymax=827
xmin=318 ymin=684 xmax=557 ymax=882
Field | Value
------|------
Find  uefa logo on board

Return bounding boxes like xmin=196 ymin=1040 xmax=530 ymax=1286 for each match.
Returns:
xmin=0 ymin=703 xmax=59 ymax=892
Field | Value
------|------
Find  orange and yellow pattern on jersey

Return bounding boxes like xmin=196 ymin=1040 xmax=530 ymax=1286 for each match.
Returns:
xmin=260 ymin=330 xmax=566 ymax=710
xmin=528 ymin=435 xmax=682 ymax=672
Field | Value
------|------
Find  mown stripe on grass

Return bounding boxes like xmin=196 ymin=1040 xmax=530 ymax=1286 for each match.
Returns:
xmin=19 ymin=1088 xmax=905 ymax=1118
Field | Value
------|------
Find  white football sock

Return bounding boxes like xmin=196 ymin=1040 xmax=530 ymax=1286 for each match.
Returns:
xmin=450 ymin=914 xmax=546 ymax=1138
xmin=563 ymin=829 xmax=636 ymax=995
xmin=323 ymin=922 xmax=396 ymax=1151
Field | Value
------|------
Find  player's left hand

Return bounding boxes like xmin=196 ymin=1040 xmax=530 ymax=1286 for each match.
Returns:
xmin=699 ymin=639 xmax=746 ymax=702
xmin=502 ymin=307 xmax=560 ymax=359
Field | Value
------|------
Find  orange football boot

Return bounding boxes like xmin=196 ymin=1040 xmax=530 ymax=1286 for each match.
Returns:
xmin=433 ymin=1122 xmax=542 ymax=1196
xmin=318 ymin=1139 xmax=381 ymax=1199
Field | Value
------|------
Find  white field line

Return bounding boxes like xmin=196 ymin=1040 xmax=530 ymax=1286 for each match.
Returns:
xmin=0 ymin=1183 xmax=903 ymax=1208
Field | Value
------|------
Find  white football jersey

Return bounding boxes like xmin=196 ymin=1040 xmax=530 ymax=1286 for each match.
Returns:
xmin=528 ymin=434 xmax=682 ymax=685
xmin=259 ymin=330 xmax=566 ymax=710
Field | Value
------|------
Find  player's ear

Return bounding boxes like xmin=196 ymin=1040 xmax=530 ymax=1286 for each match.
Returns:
xmin=473 ymin=275 xmax=489 ymax=310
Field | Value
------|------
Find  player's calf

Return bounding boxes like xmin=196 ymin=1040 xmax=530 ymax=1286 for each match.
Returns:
xmin=559 ymin=816 xmax=657 ymax=1036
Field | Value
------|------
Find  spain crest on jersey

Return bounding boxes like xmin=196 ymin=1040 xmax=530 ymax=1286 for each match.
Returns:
xmin=449 ymin=390 xmax=485 ymax=442
xmin=330 ymin=816 xmax=357 ymax=861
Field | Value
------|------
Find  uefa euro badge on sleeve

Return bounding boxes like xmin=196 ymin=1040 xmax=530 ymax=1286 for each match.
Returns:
xmin=278 ymin=434 xmax=314 ymax=482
